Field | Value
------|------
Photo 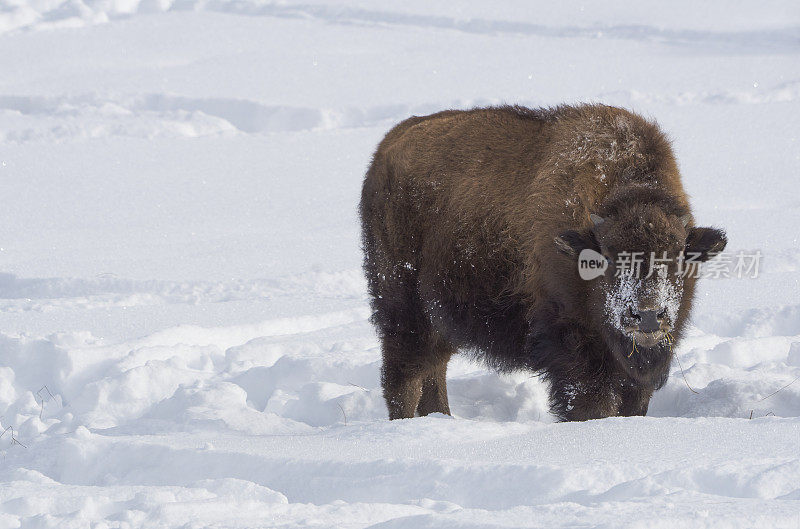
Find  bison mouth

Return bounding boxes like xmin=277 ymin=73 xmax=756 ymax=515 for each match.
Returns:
xmin=619 ymin=326 xmax=671 ymax=354
xmin=605 ymin=326 xmax=673 ymax=384
xmin=633 ymin=330 xmax=667 ymax=348
xmin=623 ymin=327 xmax=667 ymax=348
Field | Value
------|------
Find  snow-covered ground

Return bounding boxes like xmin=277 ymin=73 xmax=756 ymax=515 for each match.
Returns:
xmin=1 ymin=1 xmax=799 ymax=527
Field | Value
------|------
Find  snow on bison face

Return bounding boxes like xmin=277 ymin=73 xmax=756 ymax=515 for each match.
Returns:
xmin=602 ymin=264 xmax=682 ymax=348
xmin=555 ymin=208 xmax=727 ymax=352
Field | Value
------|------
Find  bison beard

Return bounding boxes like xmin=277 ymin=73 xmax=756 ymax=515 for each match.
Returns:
xmin=359 ymin=104 xmax=726 ymax=422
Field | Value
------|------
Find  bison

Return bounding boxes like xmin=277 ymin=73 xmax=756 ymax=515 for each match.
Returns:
xmin=359 ymin=104 xmax=726 ymax=421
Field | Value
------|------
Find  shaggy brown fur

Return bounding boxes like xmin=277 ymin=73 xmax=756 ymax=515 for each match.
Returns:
xmin=359 ymin=104 xmax=726 ymax=421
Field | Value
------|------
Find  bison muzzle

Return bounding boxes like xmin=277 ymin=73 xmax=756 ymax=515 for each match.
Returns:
xmin=359 ymin=104 xmax=726 ymax=421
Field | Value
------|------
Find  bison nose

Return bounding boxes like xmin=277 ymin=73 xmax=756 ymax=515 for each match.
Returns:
xmin=628 ymin=307 xmax=668 ymax=333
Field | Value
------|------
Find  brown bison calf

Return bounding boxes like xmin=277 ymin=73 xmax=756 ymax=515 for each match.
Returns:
xmin=359 ymin=104 xmax=726 ymax=421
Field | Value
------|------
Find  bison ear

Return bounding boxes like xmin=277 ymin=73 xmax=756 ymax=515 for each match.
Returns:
xmin=554 ymin=230 xmax=598 ymax=257
xmin=685 ymin=227 xmax=727 ymax=262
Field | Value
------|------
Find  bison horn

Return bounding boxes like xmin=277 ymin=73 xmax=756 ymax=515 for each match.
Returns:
xmin=589 ymin=213 xmax=605 ymax=227
xmin=680 ymin=214 xmax=691 ymax=227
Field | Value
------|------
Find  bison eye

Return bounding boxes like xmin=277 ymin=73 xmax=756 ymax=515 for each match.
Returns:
xmin=628 ymin=307 xmax=641 ymax=322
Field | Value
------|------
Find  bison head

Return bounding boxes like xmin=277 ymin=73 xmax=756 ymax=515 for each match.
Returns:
xmin=554 ymin=190 xmax=726 ymax=379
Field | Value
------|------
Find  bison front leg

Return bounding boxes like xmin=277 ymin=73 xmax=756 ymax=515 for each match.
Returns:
xmin=618 ymin=384 xmax=653 ymax=417
xmin=549 ymin=373 xmax=655 ymax=420
xmin=548 ymin=375 xmax=623 ymax=422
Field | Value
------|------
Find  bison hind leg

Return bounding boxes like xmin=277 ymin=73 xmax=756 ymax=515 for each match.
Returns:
xmin=380 ymin=332 xmax=455 ymax=419
xmin=381 ymin=363 xmax=423 ymax=420
xmin=376 ymin=298 xmax=455 ymax=420
xmin=416 ymin=349 xmax=453 ymax=416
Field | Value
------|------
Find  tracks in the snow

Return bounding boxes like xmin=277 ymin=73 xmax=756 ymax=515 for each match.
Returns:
xmin=1 ymin=80 xmax=799 ymax=143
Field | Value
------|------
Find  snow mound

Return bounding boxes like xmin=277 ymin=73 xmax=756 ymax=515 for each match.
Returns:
xmin=1 ymin=300 xmax=799 ymax=526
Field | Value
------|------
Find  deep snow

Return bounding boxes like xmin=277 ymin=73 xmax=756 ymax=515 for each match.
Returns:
xmin=0 ymin=1 xmax=799 ymax=528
